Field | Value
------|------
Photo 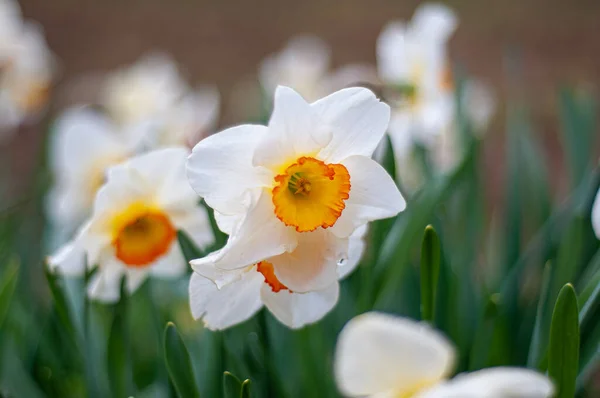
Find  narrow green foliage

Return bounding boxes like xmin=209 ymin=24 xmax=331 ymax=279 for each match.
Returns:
xmin=107 ymin=277 xmax=134 ymax=397
xmin=177 ymin=230 xmax=205 ymax=262
xmin=420 ymin=225 xmax=440 ymax=323
xmin=43 ymin=264 xmax=76 ymax=340
xmin=468 ymin=293 xmax=499 ymax=370
xmin=548 ymin=284 xmax=580 ymax=398
xmin=223 ymin=371 xmax=242 ymax=398
xmin=528 ymin=263 xmax=552 ymax=369
xmin=164 ymin=322 xmax=200 ymax=398
xmin=240 ymin=379 xmax=252 ymax=398
xmin=0 ymin=258 xmax=18 ymax=329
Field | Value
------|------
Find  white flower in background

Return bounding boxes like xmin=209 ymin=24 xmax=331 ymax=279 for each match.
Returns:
xmin=0 ymin=0 xmax=55 ymax=138
xmin=259 ymin=35 xmax=377 ymax=104
xmin=376 ymin=3 xmax=457 ymax=174
xmin=47 ymin=108 xmax=134 ymax=235
xmin=47 ymin=148 xmax=214 ymax=302
xmin=101 ymin=52 xmax=219 ymax=149
xmin=187 ymin=86 xmax=404 ymax=306
xmin=335 ymin=312 xmax=554 ymax=398
xmin=189 ymin=226 xmax=366 ymax=330
xmin=592 ymin=187 xmax=600 ymax=239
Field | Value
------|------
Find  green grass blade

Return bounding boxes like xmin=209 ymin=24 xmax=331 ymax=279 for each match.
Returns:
xmin=240 ymin=379 xmax=251 ymax=398
xmin=527 ymin=263 xmax=552 ymax=369
xmin=164 ymin=322 xmax=200 ymax=398
xmin=420 ymin=225 xmax=440 ymax=323
xmin=223 ymin=371 xmax=242 ymax=398
xmin=43 ymin=264 xmax=76 ymax=341
xmin=107 ymin=277 xmax=134 ymax=397
xmin=0 ymin=258 xmax=19 ymax=329
xmin=548 ymin=283 xmax=580 ymax=398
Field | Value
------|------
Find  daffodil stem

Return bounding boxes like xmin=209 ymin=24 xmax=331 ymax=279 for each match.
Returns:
xmin=258 ymin=309 xmax=274 ymax=397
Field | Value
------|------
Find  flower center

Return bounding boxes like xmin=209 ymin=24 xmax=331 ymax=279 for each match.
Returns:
xmin=272 ymin=156 xmax=351 ymax=232
xmin=111 ymin=203 xmax=176 ymax=267
xmin=256 ymin=261 xmax=289 ymax=293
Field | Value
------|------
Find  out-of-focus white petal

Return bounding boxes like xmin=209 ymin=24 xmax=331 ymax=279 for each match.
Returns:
xmin=148 ymin=241 xmax=187 ymax=278
xmin=412 ymin=3 xmax=458 ymax=42
xmin=377 ymin=21 xmax=411 ymax=83
xmin=312 ymin=87 xmax=390 ymax=163
xmin=187 ymin=124 xmax=271 ymax=216
xmin=86 ymin=257 xmax=124 ymax=303
xmin=592 ymin=189 xmax=600 ymax=239
xmin=190 ymin=192 xmax=297 ymax=271
xmin=416 ymin=367 xmax=554 ymax=398
xmin=46 ymin=240 xmax=86 ymax=276
xmin=335 ymin=312 xmax=455 ymax=397
xmin=259 ymin=35 xmax=330 ymax=102
xmin=172 ymin=206 xmax=215 ymax=252
xmin=254 ymin=86 xmax=330 ymax=168
xmin=463 ymin=80 xmax=496 ymax=134
xmin=330 ymin=156 xmax=405 ymax=238
xmin=189 ymin=270 xmax=264 ymax=330
xmin=337 ymin=225 xmax=367 ymax=279
xmin=270 ymin=228 xmax=342 ymax=293
xmin=260 ymin=281 xmax=339 ymax=329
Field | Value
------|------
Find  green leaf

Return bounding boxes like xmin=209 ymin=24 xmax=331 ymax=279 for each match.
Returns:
xmin=527 ymin=263 xmax=552 ymax=369
xmin=548 ymin=283 xmax=580 ymax=398
xmin=223 ymin=371 xmax=242 ymax=398
xmin=164 ymin=322 xmax=200 ymax=398
xmin=43 ymin=264 xmax=76 ymax=340
xmin=420 ymin=225 xmax=440 ymax=323
xmin=0 ymin=258 xmax=18 ymax=329
xmin=240 ymin=379 xmax=251 ymax=398
xmin=107 ymin=277 xmax=133 ymax=397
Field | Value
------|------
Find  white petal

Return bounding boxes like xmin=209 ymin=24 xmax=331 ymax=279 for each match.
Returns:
xmin=86 ymin=258 xmax=125 ymax=303
xmin=148 ymin=242 xmax=187 ymax=278
xmin=253 ymin=86 xmax=330 ymax=168
xmin=189 ymin=192 xmax=297 ymax=270
xmin=172 ymin=206 xmax=215 ymax=252
xmin=412 ymin=3 xmax=458 ymax=42
xmin=337 ymin=225 xmax=367 ymax=280
xmin=270 ymin=228 xmax=342 ymax=292
xmin=187 ymin=124 xmax=271 ymax=215
xmin=416 ymin=367 xmax=554 ymax=398
xmin=330 ymin=156 xmax=406 ymax=238
xmin=377 ymin=21 xmax=411 ymax=83
xmin=189 ymin=270 xmax=264 ymax=330
xmin=313 ymin=87 xmax=391 ymax=163
xmin=125 ymin=267 xmax=149 ymax=293
xmin=213 ymin=210 xmax=242 ymax=235
xmin=593 ymin=189 xmax=600 ymax=239
xmin=261 ymin=281 xmax=339 ymax=329
xmin=46 ymin=240 xmax=86 ymax=276
xmin=334 ymin=312 xmax=455 ymax=397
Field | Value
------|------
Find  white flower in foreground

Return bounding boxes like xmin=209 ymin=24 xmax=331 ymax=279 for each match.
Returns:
xmin=377 ymin=3 xmax=457 ymax=166
xmin=259 ymin=35 xmax=377 ymax=104
xmin=0 ymin=0 xmax=54 ymax=137
xmin=592 ymin=188 xmax=600 ymax=239
xmin=47 ymin=108 xmax=134 ymax=234
xmin=335 ymin=312 xmax=554 ymax=398
xmin=187 ymin=85 xmax=404 ymax=298
xmin=48 ymin=148 xmax=214 ymax=302
xmin=189 ymin=226 xmax=366 ymax=330
xmin=101 ymin=52 xmax=219 ymax=149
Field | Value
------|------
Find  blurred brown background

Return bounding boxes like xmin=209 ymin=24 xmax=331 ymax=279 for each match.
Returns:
xmin=9 ymin=0 xmax=600 ymax=204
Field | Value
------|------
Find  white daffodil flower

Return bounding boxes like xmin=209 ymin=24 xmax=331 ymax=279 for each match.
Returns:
xmin=101 ymin=53 xmax=219 ymax=149
xmin=259 ymin=35 xmax=378 ymax=104
xmin=189 ymin=225 xmax=366 ymax=330
xmin=335 ymin=312 xmax=554 ymax=398
xmin=377 ymin=3 xmax=457 ymax=171
xmin=187 ymin=86 xmax=405 ymax=296
xmin=592 ymin=188 xmax=600 ymax=239
xmin=0 ymin=0 xmax=54 ymax=138
xmin=47 ymin=148 xmax=214 ymax=303
xmin=47 ymin=108 xmax=134 ymax=235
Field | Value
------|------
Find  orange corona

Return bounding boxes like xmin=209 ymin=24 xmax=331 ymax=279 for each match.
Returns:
xmin=257 ymin=261 xmax=289 ymax=293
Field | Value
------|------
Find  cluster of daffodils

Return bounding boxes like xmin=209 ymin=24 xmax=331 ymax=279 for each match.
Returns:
xmin=0 ymin=0 xmax=54 ymax=138
xmin=47 ymin=53 xmax=219 ymax=235
xmin=335 ymin=312 xmax=554 ymax=398
xmin=48 ymin=148 xmax=214 ymax=302
xmin=187 ymin=86 xmax=405 ymax=329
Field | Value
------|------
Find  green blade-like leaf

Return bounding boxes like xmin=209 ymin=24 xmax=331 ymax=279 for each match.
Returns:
xmin=0 ymin=258 xmax=19 ymax=329
xmin=107 ymin=277 xmax=133 ymax=397
xmin=548 ymin=283 xmax=580 ymax=398
xmin=164 ymin=322 xmax=200 ymax=398
xmin=223 ymin=371 xmax=242 ymax=398
xmin=420 ymin=225 xmax=440 ymax=323
xmin=43 ymin=264 xmax=76 ymax=340
xmin=240 ymin=379 xmax=251 ymax=398
xmin=527 ymin=263 xmax=552 ymax=369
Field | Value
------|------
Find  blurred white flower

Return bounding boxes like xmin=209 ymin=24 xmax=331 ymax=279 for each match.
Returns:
xmin=592 ymin=187 xmax=600 ymax=239
xmin=101 ymin=53 xmax=219 ymax=149
xmin=0 ymin=0 xmax=55 ymax=138
xmin=259 ymin=35 xmax=377 ymax=104
xmin=47 ymin=148 xmax=214 ymax=303
xmin=335 ymin=312 xmax=554 ymax=398
xmin=189 ymin=226 xmax=366 ymax=330
xmin=187 ymin=86 xmax=404 ymax=297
